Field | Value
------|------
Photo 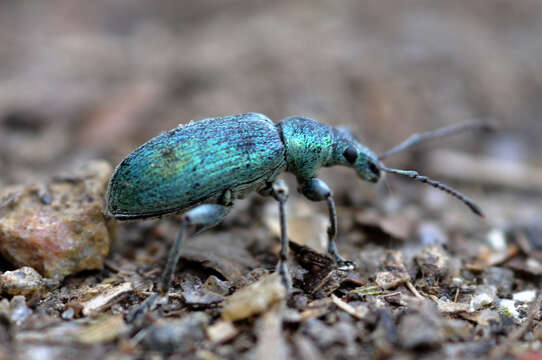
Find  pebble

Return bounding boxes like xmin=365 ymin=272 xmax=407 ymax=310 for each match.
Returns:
xmin=0 ymin=160 xmax=113 ymax=279
xmin=512 ymin=289 xmax=537 ymax=303
xmin=498 ymin=299 xmax=520 ymax=320
xmin=484 ymin=267 xmax=515 ymax=297
xmin=487 ymin=228 xmax=507 ymax=252
xmin=221 ymin=273 xmax=286 ymax=322
xmin=398 ymin=312 xmax=443 ymax=349
xmin=206 ymin=320 xmax=238 ymax=344
xmin=375 ymin=251 xmax=410 ymax=290
xmin=469 ymin=285 xmax=496 ymax=312
xmin=415 ymin=245 xmax=449 ymax=277
xmin=141 ymin=312 xmax=209 ymax=353
xmin=0 ymin=295 xmax=32 ymax=326
xmin=0 ymin=266 xmax=45 ymax=297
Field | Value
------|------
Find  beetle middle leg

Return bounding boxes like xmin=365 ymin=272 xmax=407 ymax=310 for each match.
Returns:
xmin=299 ymin=178 xmax=355 ymax=270
xmin=271 ymin=180 xmax=291 ymax=289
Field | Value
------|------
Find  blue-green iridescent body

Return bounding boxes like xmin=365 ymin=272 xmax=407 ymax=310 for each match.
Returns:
xmin=106 ymin=112 xmax=381 ymax=219
xmin=106 ymin=111 xmax=483 ymax=302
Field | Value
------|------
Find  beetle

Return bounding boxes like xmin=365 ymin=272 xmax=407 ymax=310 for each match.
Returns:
xmin=106 ymin=112 xmax=486 ymax=296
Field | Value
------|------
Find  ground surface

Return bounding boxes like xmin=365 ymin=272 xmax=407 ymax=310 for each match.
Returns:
xmin=0 ymin=1 xmax=542 ymax=359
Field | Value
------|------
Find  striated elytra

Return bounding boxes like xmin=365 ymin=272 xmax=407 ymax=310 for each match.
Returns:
xmin=106 ymin=112 xmax=485 ymax=305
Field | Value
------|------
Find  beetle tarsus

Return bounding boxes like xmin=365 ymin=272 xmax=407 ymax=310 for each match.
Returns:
xmin=125 ymin=293 xmax=161 ymax=323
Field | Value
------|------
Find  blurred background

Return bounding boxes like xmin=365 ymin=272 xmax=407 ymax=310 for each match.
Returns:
xmin=1 ymin=0 xmax=541 ymax=225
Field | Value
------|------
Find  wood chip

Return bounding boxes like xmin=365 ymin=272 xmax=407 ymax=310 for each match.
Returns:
xmin=330 ymin=294 xmax=369 ymax=320
xmin=206 ymin=320 xmax=238 ymax=344
xmin=81 ymin=282 xmax=134 ymax=316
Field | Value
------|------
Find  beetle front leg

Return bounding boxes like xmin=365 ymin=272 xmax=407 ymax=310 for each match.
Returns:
xmin=271 ymin=180 xmax=291 ymax=289
xmin=299 ymin=178 xmax=355 ymax=270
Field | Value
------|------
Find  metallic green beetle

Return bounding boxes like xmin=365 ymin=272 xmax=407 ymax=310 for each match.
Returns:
xmin=107 ymin=112 xmax=484 ymax=296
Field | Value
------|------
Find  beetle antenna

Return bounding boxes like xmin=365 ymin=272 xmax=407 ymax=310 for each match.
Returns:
xmin=380 ymin=166 xmax=484 ymax=217
xmin=378 ymin=120 xmax=493 ymax=161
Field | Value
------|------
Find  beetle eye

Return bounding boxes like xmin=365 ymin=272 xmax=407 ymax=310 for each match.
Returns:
xmin=368 ymin=162 xmax=380 ymax=177
xmin=343 ymin=146 xmax=358 ymax=164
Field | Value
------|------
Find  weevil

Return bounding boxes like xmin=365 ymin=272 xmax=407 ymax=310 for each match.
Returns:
xmin=106 ymin=113 xmax=487 ymax=298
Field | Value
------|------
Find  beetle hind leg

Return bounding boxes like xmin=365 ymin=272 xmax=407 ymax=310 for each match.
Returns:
xmin=159 ymin=204 xmax=232 ymax=294
xmin=126 ymin=204 xmax=232 ymax=323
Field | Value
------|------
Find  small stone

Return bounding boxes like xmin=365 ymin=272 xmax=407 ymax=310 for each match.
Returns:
xmin=204 ymin=275 xmax=230 ymax=296
xmin=61 ymin=307 xmax=75 ymax=321
xmin=512 ymin=289 xmax=537 ymax=303
xmin=487 ymin=228 xmax=507 ymax=252
xmin=372 ymin=309 xmax=398 ymax=352
xmin=442 ymin=319 xmax=472 ymax=341
xmin=142 ymin=312 xmax=209 ymax=353
xmin=375 ymin=251 xmax=410 ymax=290
xmin=0 ymin=160 xmax=113 ymax=280
xmin=221 ymin=273 xmax=286 ymax=322
xmin=0 ymin=266 xmax=45 ymax=297
xmin=207 ymin=320 xmax=238 ymax=344
xmin=398 ymin=312 xmax=443 ymax=349
xmin=415 ymin=245 xmax=449 ymax=278
xmin=498 ymin=299 xmax=520 ymax=320
xmin=303 ymin=318 xmax=357 ymax=348
xmin=181 ymin=285 xmax=224 ymax=308
xmin=469 ymin=285 xmax=496 ymax=312
xmin=484 ymin=267 xmax=515 ymax=297
xmin=0 ymin=295 xmax=32 ymax=326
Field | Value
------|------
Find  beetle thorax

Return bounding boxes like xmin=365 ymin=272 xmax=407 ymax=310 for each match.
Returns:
xmin=277 ymin=116 xmax=334 ymax=181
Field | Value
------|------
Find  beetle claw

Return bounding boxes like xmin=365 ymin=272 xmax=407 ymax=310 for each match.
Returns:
xmin=335 ymin=259 xmax=356 ymax=271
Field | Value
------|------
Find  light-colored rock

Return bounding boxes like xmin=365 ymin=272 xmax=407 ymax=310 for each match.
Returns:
xmin=222 ymin=273 xmax=286 ymax=322
xmin=0 ymin=160 xmax=114 ymax=279
xmin=0 ymin=266 xmax=45 ymax=297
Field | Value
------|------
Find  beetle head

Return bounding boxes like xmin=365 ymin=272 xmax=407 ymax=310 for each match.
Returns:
xmin=330 ymin=127 xmax=381 ymax=183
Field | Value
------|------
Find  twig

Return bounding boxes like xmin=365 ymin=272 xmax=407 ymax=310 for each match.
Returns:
xmin=406 ymin=281 xmax=424 ymax=299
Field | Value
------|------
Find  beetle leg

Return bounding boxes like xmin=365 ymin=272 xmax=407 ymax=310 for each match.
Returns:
xmin=160 ymin=204 xmax=232 ymax=294
xmin=126 ymin=204 xmax=231 ymax=323
xmin=299 ymin=178 xmax=355 ymax=270
xmin=272 ymin=180 xmax=291 ymax=289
